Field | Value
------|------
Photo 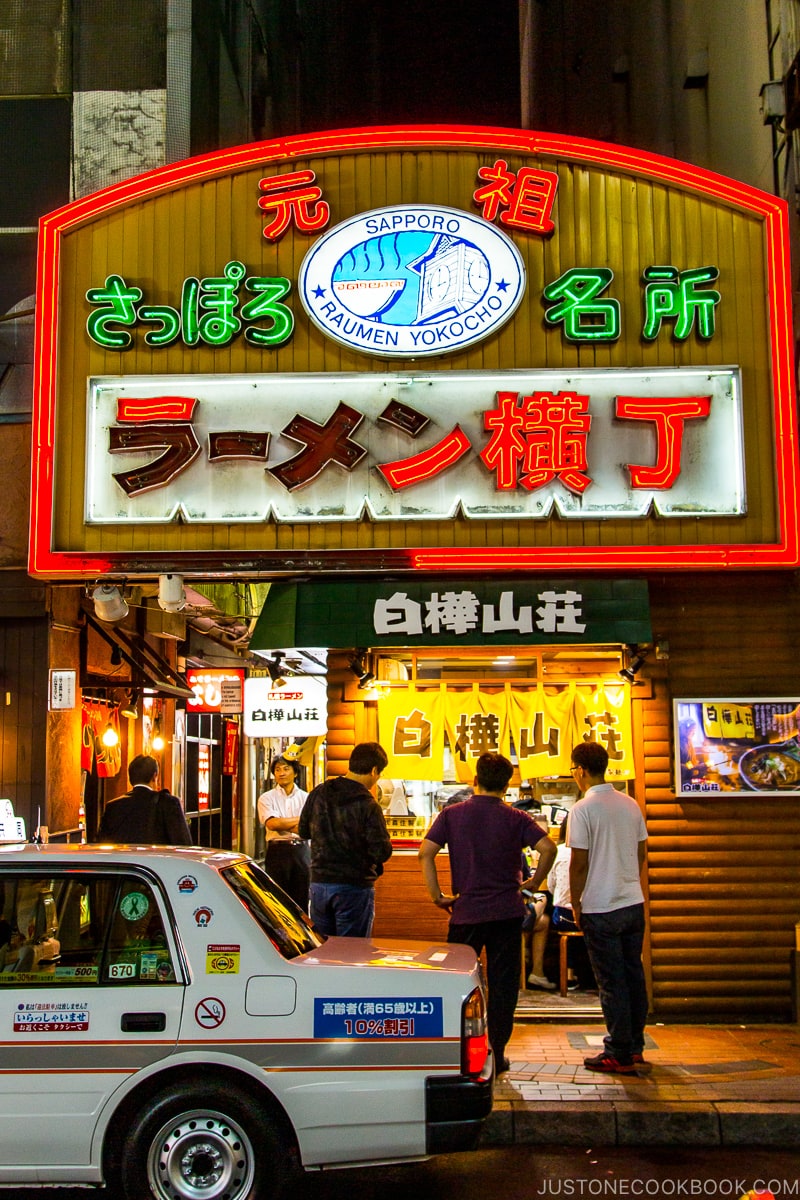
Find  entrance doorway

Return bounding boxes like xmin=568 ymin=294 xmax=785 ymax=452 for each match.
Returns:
xmin=183 ymin=711 xmax=233 ymax=848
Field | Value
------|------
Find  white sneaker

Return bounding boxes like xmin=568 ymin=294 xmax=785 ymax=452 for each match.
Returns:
xmin=527 ymin=973 xmax=556 ymax=990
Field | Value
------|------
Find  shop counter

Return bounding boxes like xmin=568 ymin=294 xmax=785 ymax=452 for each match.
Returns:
xmin=373 ymin=848 xmax=451 ymax=942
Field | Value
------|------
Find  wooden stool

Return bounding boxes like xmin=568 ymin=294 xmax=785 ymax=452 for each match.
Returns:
xmin=558 ymin=931 xmax=584 ymax=996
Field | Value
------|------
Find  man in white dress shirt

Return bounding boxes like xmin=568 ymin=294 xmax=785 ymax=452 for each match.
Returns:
xmin=257 ymin=757 xmax=309 ymax=911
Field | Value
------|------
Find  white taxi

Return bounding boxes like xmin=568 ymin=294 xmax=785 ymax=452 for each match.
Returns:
xmin=0 ymin=843 xmax=492 ymax=1199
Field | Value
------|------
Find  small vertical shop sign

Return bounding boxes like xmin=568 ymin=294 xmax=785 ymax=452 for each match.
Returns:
xmin=49 ymin=670 xmax=77 ymax=710
xmin=186 ymin=669 xmax=244 ymax=714
xmin=197 ymin=743 xmax=211 ymax=811
xmin=223 ymin=721 xmax=239 ymax=775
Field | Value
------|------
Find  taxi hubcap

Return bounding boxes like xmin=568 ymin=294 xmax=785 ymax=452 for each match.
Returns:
xmin=149 ymin=1109 xmax=255 ymax=1199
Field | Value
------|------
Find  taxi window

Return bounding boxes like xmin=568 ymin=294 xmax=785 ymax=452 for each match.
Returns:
xmin=103 ymin=878 xmax=177 ymax=984
xmin=0 ymin=872 xmax=178 ymax=986
xmin=221 ymin=860 xmax=323 ymax=959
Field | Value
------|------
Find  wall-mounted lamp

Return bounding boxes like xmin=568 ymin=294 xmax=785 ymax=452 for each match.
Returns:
xmin=760 ymin=80 xmax=786 ymax=126
xmin=349 ymin=653 xmax=375 ymax=690
xmin=158 ymin=573 xmax=186 ymax=612
xmin=109 ymin=644 xmax=123 ymax=667
xmin=619 ymin=645 xmax=648 ymax=684
xmin=266 ymin=653 xmax=287 ymax=687
xmin=120 ymin=691 xmax=139 ymax=720
xmin=151 ymin=720 xmax=165 ymax=752
xmin=92 ymin=584 xmax=129 ymax=623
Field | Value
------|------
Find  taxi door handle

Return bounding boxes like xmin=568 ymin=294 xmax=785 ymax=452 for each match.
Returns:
xmin=121 ymin=1011 xmax=167 ymax=1032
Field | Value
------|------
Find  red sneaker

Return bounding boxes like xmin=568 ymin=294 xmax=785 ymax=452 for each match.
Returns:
xmin=632 ymin=1053 xmax=652 ymax=1072
xmin=583 ymin=1052 xmax=636 ymax=1074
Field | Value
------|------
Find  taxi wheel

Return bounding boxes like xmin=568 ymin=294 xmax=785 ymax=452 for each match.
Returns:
xmin=119 ymin=1082 xmax=288 ymax=1200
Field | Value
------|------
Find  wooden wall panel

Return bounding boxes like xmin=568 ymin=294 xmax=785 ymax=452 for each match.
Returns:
xmin=0 ymin=616 xmax=49 ymax=834
xmin=373 ymin=852 xmax=451 ymax=943
xmin=643 ymin=572 xmax=800 ymax=1020
xmin=326 ymin=650 xmax=356 ymax=777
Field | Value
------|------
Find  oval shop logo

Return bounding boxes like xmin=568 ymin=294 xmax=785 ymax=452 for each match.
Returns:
xmin=298 ymin=204 xmax=526 ymax=358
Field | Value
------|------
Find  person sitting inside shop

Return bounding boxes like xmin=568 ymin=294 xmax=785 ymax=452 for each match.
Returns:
xmin=523 ymin=885 xmax=555 ymax=991
xmin=548 ymin=819 xmax=596 ymax=991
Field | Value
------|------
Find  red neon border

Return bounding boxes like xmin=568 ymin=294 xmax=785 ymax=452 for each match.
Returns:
xmin=30 ymin=124 xmax=800 ymax=578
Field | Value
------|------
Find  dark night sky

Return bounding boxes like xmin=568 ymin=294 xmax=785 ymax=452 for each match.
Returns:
xmin=295 ymin=0 xmax=521 ymax=132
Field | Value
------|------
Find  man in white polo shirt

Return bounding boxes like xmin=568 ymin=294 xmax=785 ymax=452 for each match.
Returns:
xmin=568 ymin=739 xmax=649 ymax=1075
xmin=257 ymin=757 xmax=310 ymax=911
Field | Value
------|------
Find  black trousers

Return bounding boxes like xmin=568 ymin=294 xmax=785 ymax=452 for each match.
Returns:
xmin=264 ymin=841 xmax=310 ymax=912
xmin=448 ymin=916 xmax=523 ymax=1065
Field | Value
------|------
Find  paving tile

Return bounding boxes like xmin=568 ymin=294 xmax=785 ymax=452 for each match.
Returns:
xmin=683 ymin=1058 xmax=780 ymax=1075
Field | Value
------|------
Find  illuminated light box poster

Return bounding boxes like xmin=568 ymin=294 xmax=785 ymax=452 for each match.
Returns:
xmin=674 ymin=698 xmax=800 ymax=795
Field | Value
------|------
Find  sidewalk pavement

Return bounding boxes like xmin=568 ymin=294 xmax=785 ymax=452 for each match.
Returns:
xmin=481 ymin=1021 xmax=800 ymax=1148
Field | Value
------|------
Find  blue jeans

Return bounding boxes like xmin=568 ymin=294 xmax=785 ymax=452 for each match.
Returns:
xmin=310 ymin=882 xmax=375 ymax=937
xmin=580 ymin=903 xmax=648 ymax=1062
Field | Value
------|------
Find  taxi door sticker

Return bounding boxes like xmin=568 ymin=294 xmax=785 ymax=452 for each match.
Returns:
xmin=206 ymin=944 xmax=240 ymax=974
xmin=314 ymin=997 xmax=443 ymax=1039
xmin=14 ymin=1002 xmax=90 ymax=1033
xmin=195 ymin=997 xmax=226 ymax=1028
xmin=120 ymin=892 xmax=149 ymax=920
xmin=108 ymin=961 xmax=137 ymax=980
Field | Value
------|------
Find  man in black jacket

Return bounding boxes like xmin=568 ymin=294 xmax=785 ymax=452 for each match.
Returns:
xmin=298 ymin=742 xmax=392 ymax=937
xmin=96 ymin=754 xmax=192 ymax=845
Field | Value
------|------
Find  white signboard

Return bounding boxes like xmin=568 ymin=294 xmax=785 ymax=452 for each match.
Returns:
xmin=85 ymin=368 xmax=745 ymax=525
xmin=49 ymin=669 xmax=77 ymax=710
xmin=243 ymin=676 xmax=327 ymax=738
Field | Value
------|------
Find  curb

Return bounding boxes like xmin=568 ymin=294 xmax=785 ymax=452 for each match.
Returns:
xmin=480 ymin=1101 xmax=800 ymax=1147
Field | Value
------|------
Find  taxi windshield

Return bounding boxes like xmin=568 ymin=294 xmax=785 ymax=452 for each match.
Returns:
xmin=221 ymin=860 xmax=323 ymax=959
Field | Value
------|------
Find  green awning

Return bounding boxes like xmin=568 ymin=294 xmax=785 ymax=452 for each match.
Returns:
xmin=249 ymin=579 xmax=651 ymax=650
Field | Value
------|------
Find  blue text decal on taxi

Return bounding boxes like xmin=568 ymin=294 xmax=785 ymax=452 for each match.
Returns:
xmin=315 ymin=997 xmax=443 ymax=1039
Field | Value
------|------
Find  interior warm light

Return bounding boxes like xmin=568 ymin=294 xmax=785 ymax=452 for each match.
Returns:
xmin=101 ymin=721 xmax=119 ymax=747
xmin=151 ymin=720 xmax=165 ymax=752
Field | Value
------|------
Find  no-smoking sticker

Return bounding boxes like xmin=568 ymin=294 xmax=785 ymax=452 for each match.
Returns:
xmin=195 ymin=997 xmax=226 ymax=1029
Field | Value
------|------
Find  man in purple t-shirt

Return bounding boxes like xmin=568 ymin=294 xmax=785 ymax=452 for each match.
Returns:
xmin=419 ymin=752 xmax=556 ymax=1075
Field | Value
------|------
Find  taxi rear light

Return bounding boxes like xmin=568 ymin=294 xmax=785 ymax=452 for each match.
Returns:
xmin=461 ymin=986 xmax=488 ymax=1077
xmin=464 ymin=1030 xmax=489 ymax=1076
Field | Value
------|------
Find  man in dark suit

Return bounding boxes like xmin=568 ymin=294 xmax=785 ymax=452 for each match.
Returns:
xmin=96 ymin=754 xmax=192 ymax=845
